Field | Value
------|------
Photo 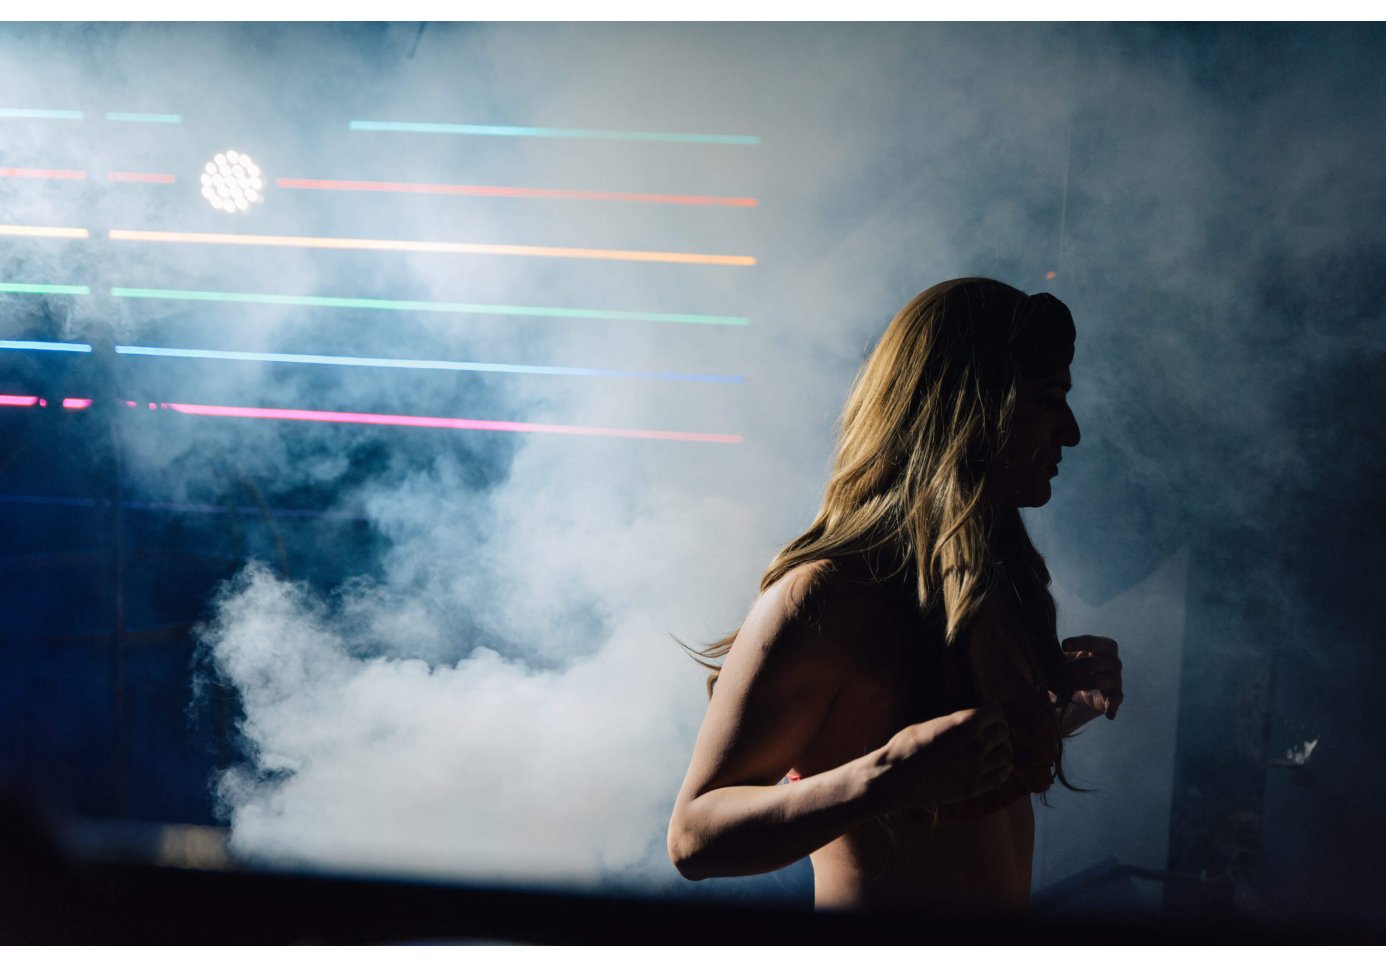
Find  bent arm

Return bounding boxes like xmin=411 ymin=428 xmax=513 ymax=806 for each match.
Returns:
xmin=669 ymin=746 xmax=887 ymax=880
xmin=668 ymin=565 xmax=880 ymax=879
xmin=668 ymin=565 xmax=1010 ymax=880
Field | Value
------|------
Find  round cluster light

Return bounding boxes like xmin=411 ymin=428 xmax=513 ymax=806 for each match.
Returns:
xmin=200 ymin=150 xmax=264 ymax=213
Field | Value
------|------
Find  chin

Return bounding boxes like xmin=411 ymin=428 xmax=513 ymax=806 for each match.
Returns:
xmin=1019 ymin=482 xmax=1053 ymax=508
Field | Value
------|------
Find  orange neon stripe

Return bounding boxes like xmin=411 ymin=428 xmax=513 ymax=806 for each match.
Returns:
xmin=0 ymin=224 xmax=90 ymax=239
xmin=107 ymin=229 xmax=756 ymax=267
xmin=0 ymin=167 xmax=85 ymax=180
xmin=275 ymin=177 xmax=757 ymax=208
xmin=108 ymin=172 xmax=177 ymax=184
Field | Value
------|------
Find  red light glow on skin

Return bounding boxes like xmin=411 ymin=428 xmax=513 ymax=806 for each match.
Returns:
xmin=276 ymin=177 xmax=757 ymax=208
xmin=107 ymin=172 xmax=177 ymax=184
xmin=165 ymin=401 xmax=743 ymax=443
xmin=0 ymin=168 xmax=85 ymax=180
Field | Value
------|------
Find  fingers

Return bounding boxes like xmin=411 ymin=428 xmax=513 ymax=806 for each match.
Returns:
xmin=1105 ymin=688 xmax=1124 ymax=720
xmin=1074 ymin=687 xmax=1125 ymax=719
xmin=1063 ymin=652 xmax=1122 ymax=673
xmin=1061 ymin=652 xmax=1123 ymax=690
xmin=1063 ymin=635 xmax=1119 ymax=656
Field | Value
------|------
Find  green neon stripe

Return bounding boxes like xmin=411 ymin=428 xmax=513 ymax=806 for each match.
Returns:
xmin=0 ymin=282 xmax=91 ymax=295
xmin=105 ymin=112 xmax=182 ymax=124
xmin=349 ymin=120 xmax=759 ymax=146
xmin=109 ymin=287 xmax=749 ymax=327
xmin=0 ymin=108 xmax=83 ymax=120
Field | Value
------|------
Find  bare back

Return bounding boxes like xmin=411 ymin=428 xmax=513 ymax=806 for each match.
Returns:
xmin=670 ymin=556 xmax=1055 ymax=911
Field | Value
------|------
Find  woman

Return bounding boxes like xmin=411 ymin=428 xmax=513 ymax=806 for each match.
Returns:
xmin=667 ymin=278 xmax=1124 ymax=912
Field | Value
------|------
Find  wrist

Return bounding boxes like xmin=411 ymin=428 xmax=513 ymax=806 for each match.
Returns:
xmin=855 ymin=743 xmax=900 ymax=815
xmin=1061 ymin=700 xmax=1100 ymax=735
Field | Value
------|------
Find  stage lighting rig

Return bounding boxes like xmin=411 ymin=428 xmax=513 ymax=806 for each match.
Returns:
xmin=199 ymin=150 xmax=264 ymax=214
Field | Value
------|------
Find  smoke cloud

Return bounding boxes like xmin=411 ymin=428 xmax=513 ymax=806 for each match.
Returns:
xmin=3 ymin=23 xmax=1382 ymax=909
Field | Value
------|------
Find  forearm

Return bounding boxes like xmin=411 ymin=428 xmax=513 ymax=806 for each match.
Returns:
xmin=668 ymin=753 xmax=885 ymax=880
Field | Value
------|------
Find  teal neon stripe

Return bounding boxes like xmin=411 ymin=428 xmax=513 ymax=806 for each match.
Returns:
xmin=116 ymin=344 xmax=742 ymax=383
xmin=0 ymin=283 xmax=91 ymax=296
xmin=349 ymin=120 xmax=758 ymax=146
xmin=0 ymin=339 xmax=92 ymax=353
xmin=105 ymin=112 xmax=182 ymax=124
xmin=109 ymin=287 xmax=749 ymax=327
xmin=0 ymin=108 xmax=83 ymax=120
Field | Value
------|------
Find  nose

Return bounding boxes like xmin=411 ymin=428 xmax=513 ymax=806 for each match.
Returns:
xmin=1057 ymin=403 xmax=1081 ymax=448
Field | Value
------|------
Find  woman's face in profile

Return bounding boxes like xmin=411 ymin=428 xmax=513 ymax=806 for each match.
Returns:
xmin=988 ymin=367 xmax=1081 ymax=508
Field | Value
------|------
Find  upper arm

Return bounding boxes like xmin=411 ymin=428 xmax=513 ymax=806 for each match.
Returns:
xmin=675 ymin=563 xmax=854 ymax=803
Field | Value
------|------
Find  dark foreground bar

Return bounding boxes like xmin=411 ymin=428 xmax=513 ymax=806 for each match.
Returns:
xmin=1 ymin=797 xmax=1375 ymax=945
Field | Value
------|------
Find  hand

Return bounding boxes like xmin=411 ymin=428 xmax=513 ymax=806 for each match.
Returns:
xmin=1059 ymin=635 xmax=1123 ymax=723
xmin=873 ymin=703 xmax=1014 ymax=810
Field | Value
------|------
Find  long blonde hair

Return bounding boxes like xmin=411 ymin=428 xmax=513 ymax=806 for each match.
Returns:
xmin=695 ymin=278 xmax=1076 ymax=699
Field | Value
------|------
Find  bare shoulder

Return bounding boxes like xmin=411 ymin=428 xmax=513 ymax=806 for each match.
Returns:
xmin=679 ymin=560 xmax=867 ymax=794
xmin=735 ymin=559 xmax=872 ymax=673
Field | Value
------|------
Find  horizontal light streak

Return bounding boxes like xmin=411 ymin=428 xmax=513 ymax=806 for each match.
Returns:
xmin=0 ymin=494 xmax=97 ymax=508
xmin=0 ymin=167 xmax=85 ymax=180
xmin=105 ymin=112 xmax=182 ymax=123
xmin=276 ymin=177 xmax=756 ymax=208
xmin=107 ymin=229 xmax=755 ymax=267
xmin=115 ymin=344 xmax=742 ymax=383
xmin=166 ymin=402 xmax=742 ymax=444
xmin=0 ymin=339 xmax=92 ymax=352
xmin=0 ymin=493 xmax=362 ymax=520
xmin=0 ymin=224 xmax=89 ymax=240
xmin=0 ymin=109 xmax=83 ymax=120
xmin=109 ymin=287 xmax=749 ymax=326
xmin=0 ymin=284 xmax=91 ymax=297
xmin=62 ymin=398 xmax=92 ymax=409
xmin=108 ymin=171 xmax=177 ymax=184
xmin=349 ymin=120 xmax=759 ymax=146
xmin=1 ymin=389 xmax=742 ymax=441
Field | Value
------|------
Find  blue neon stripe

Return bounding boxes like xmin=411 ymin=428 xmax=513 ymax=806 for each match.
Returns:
xmin=0 ymin=492 xmax=363 ymax=520
xmin=0 ymin=494 xmax=99 ymax=508
xmin=105 ymin=112 xmax=182 ymax=124
xmin=114 ymin=345 xmax=744 ymax=384
xmin=349 ymin=120 xmax=759 ymax=146
xmin=0 ymin=339 xmax=93 ymax=353
xmin=0 ymin=108 xmax=83 ymax=120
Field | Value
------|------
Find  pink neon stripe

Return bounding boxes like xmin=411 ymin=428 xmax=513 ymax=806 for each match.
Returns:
xmin=108 ymin=172 xmax=177 ymax=184
xmin=62 ymin=397 xmax=93 ymax=409
xmin=0 ymin=167 xmax=86 ymax=180
xmin=0 ymin=395 xmax=39 ymax=407
xmin=276 ymin=177 xmax=757 ymax=208
xmin=165 ymin=402 xmax=742 ymax=443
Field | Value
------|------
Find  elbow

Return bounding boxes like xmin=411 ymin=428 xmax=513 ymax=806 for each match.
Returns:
xmin=668 ymin=837 xmax=706 ymax=881
xmin=666 ymin=809 xmax=709 ymax=881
